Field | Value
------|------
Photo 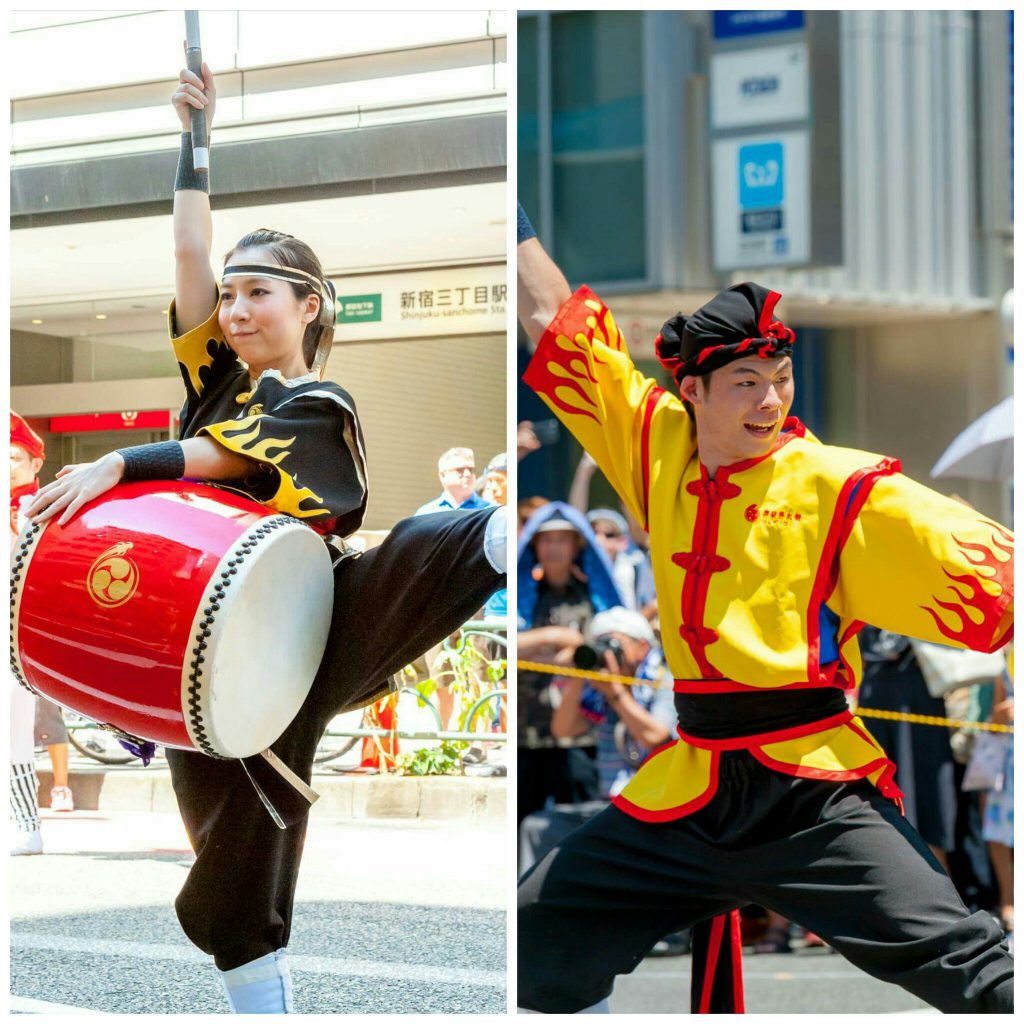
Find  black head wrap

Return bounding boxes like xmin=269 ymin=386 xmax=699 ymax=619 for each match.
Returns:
xmin=654 ymin=282 xmax=794 ymax=386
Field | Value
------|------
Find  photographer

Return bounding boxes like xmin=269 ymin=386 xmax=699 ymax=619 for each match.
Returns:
xmin=551 ymin=609 xmax=675 ymax=800
xmin=519 ymin=609 xmax=676 ymax=878
xmin=517 ymin=502 xmax=623 ymax=823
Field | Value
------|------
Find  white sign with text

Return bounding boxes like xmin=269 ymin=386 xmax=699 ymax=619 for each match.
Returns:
xmin=711 ymin=44 xmax=809 ymax=130
xmin=329 ymin=263 xmax=507 ymax=342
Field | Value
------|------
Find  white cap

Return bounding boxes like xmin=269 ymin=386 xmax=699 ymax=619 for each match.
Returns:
xmin=534 ymin=516 xmax=580 ymax=535
xmin=588 ymin=608 xmax=655 ymax=645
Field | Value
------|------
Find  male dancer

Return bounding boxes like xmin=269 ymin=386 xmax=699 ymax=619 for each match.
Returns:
xmin=10 ymin=414 xmax=46 ymax=854
xmin=516 ymin=206 xmax=1013 ymax=1014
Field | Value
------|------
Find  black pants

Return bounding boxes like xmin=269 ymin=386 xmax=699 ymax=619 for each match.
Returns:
xmin=518 ymin=750 xmax=1013 ymax=1014
xmin=166 ymin=509 xmax=502 ymax=969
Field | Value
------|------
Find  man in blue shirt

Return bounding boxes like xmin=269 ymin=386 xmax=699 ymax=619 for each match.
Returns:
xmin=414 ymin=447 xmax=495 ymax=515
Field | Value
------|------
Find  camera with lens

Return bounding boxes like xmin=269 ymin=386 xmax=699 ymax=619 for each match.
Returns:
xmin=573 ymin=635 xmax=624 ymax=672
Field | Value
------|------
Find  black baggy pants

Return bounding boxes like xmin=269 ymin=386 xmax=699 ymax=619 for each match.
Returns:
xmin=166 ymin=509 xmax=503 ymax=970
xmin=518 ymin=750 xmax=1013 ymax=1014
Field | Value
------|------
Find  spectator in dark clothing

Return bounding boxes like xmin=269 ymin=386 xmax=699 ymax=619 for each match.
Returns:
xmin=858 ymin=628 xmax=958 ymax=869
xmin=516 ymin=502 xmax=623 ymax=823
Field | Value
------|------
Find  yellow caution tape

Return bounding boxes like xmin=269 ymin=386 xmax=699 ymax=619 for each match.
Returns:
xmin=852 ymin=706 xmax=1012 ymax=734
xmin=516 ymin=659 xmax=1013 ymax=734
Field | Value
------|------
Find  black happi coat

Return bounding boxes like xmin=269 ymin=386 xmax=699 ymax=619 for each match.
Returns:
xmin=168 ymin=297 xmax=368 ymax=537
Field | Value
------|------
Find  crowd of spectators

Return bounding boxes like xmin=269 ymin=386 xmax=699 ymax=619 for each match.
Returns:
xmin=516 ymin=423 xmax=1014 ymax=955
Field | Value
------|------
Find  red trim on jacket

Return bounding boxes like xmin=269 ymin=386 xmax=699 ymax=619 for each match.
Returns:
xmin=673 ymin=671 xmax=847 ymax=693
xmin=836 ymin=620 xmax=866 ymax=688
xmin=805 ymin=458 xmax=901 ymax=684
xmin=610 ymin=751 xmax=721 ymax=823
xmin=748 ymin=746 xmax=892 ymax=785
xmin=677 ymin=466 xmax=725 ymax=677
xmin=673 ymin=422 xmax=805 ymax=686
xmin=675 ymin=710 xmax=854 ymax=751
xmin=640 ymin=386 xmax=665 ymax=531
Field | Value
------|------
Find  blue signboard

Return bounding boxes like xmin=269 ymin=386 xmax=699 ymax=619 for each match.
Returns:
xmin=738 ymin=141 xmax=784 ymax=209
xmin=713 ymin=11 xmax=804 ymax=40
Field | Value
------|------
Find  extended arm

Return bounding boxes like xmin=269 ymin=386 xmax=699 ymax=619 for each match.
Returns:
xmin=26 ymin=437 xmax=254 ymax=527
xmin=517 ymin=203 xmax=688 ymax=528
xmin=516 ymin=206 xmax=572 ymax=347
xmin=171 ymin=63 xmax=218 ymax=335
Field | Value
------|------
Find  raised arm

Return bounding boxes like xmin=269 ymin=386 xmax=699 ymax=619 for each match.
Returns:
xmin=516 ymin=206 xmax=572 ymax=346
xmin=517 ymin=203 xmax=688 ymax=529
xmin=171 ymin=62 xmax=218 ymax=335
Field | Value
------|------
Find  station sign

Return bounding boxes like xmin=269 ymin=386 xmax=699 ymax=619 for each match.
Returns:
xmin=337 ymin=294 xmax=382 ymax=324
xmin=328 ymin=264 xmax=506 ymax=342
xmin=711 ymin=44 xmax=809 ymax=129
xmin=709 ymin=11 xmax=841 ymax=272
xmin=712 ymin=131 xmax=810 ymax=267
xmin=712 ymin=11 xmax=804 ymax=40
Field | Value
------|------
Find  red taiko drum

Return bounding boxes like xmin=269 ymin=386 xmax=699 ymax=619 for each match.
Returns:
xmin=10 ymin=481 xmax=334 ymax=759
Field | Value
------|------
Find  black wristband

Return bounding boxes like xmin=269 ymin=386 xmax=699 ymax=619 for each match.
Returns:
xmin=517 ymin=203 xmax=537 ymax=244
xmin=117 ymin=441 xmax=186 ymax=482
xmin=175 ymin=132 xmax=209 ymax=193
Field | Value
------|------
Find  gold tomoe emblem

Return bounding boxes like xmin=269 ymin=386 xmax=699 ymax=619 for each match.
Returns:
xmin=87 ymin=542 xmax=140 ymax=608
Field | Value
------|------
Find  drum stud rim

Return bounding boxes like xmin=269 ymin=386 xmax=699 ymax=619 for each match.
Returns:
xmin=183 ymin=512 xmax=294 ymax=760
xmin=10 ymin=521 xmax=43 ymax=697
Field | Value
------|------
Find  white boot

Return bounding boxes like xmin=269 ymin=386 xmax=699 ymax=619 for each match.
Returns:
xmin=220 ymin=949 xmax=293 ymax=1014
xmin=11 ymin=828 xmax=42 ymax=856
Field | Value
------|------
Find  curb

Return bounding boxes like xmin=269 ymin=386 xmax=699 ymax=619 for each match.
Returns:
xmin=35 ymin=767 xmax=506 ymax=822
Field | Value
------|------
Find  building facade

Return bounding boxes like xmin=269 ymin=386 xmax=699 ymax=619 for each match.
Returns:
xmin=11 ymin=10 xmax=508 ymax=528
xmin=518 ymin=10 xmax=1013 ymax=523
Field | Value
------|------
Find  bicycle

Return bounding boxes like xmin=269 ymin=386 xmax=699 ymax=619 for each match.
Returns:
xmin=64 ymin=711 xmax=147 ymax=765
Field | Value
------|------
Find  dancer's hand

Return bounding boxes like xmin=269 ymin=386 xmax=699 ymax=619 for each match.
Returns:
xmin=172 ymin=57 xmax=216 ymax=132
xmin=27 ymin=454 xmax=125 ymax=526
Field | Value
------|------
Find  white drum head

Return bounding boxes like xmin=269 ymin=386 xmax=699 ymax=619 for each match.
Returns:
xmin=182 ymin=518 xmax=334 ymax=759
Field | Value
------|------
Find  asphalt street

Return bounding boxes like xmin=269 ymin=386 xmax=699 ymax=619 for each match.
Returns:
xmin=609 ymin=948 xmax=936 ymax=1014
xmin=11 ymin=808 xmax=507 ymax=1014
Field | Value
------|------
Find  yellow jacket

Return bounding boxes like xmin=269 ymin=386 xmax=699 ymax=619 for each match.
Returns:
xmin=524 ymin=286 xmax=1014 ymax=821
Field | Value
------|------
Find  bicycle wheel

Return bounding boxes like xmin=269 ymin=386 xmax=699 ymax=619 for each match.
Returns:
xmin=463 ymin=688 xmax=507 ymax=733
xmin=314 ymin=708 xmax=364 ymax=764
xmin=65 ymin=714 xmax=140 ymax=765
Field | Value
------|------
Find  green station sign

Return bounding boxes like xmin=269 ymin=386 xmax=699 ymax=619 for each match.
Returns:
xmin=336 ymin=293 xmax=382 ymax=324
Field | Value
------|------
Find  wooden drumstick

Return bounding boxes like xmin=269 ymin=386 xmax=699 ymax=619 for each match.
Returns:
xmin=184 ymin=11 xmax=209 ymax=172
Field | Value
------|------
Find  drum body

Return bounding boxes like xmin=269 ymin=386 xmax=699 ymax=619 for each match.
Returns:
xmin=10 ymin=481 xmax=334 ymax=759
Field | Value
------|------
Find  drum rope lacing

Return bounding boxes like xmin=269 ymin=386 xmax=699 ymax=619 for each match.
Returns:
xmin=185 ymin=515 xmax=290 ymax=758
xmin=9 ymin=522 xmax=42 ymax=696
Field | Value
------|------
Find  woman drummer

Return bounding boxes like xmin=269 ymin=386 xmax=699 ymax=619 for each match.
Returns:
xmin=27 ymin=61 xmax=506 ymax=1014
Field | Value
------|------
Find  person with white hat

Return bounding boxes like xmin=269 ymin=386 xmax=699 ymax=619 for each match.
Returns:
xmin=550 ymin=609 xmax=674 ymax=803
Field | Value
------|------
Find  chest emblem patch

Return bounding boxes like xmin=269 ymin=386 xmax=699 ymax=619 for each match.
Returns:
xmin=745 ymin=505 xmax=801 ymax=527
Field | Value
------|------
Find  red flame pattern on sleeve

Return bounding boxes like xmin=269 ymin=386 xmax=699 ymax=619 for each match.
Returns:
xmin=921 ymin=523 xmax=1013 ymax=651
xmin=524 ymin=294 xmax=626 ymax=424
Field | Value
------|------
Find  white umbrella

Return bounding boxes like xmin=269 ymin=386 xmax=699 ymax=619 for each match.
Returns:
xmin=930 ymin=396 xmax=1014 ymax=481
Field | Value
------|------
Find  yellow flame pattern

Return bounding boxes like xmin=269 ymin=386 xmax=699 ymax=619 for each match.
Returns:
xmin=200 ymin=411 xmax=329 ymax=519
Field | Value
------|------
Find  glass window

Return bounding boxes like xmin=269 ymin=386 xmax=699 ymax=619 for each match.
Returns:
xmin=517 ymin=15 xmax=540 ymax=223
xmin=550 ymin=12 xmax=645 ymax=283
